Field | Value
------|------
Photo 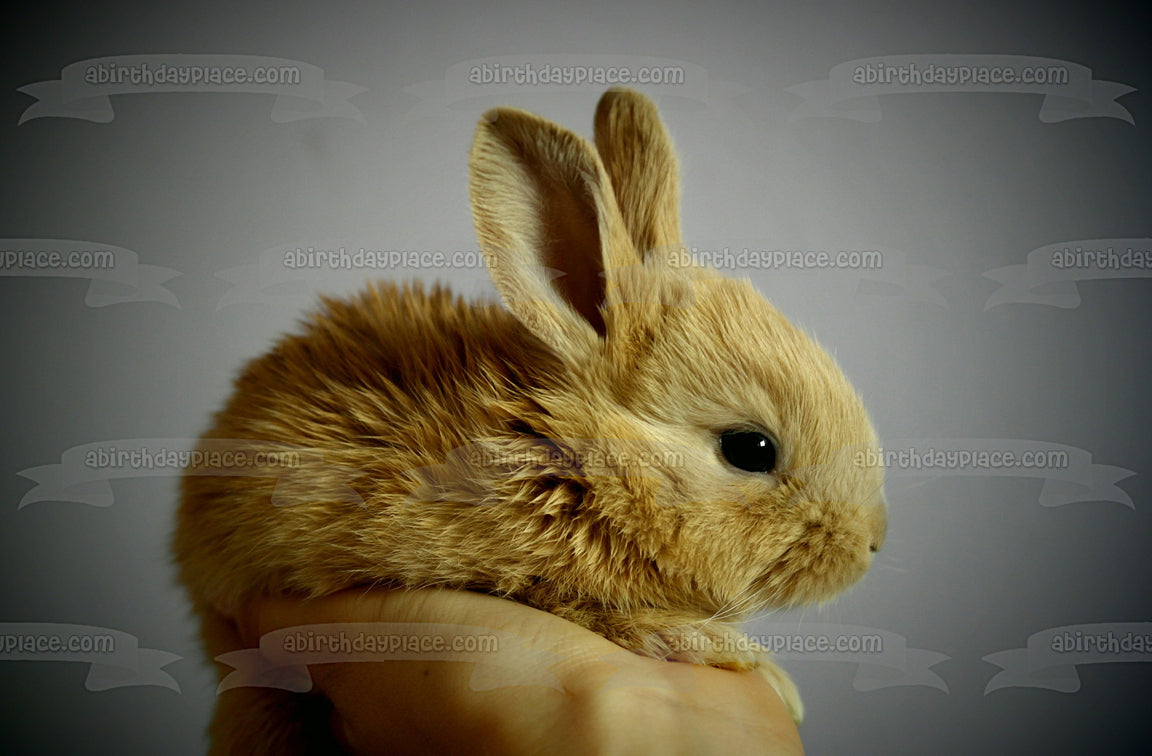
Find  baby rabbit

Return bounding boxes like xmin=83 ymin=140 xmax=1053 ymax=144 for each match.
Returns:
xmin=174 ymin=88 xmax=886 ymax=752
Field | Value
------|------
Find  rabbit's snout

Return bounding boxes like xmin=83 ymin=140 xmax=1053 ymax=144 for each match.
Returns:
xmin=868 ymin=503 xmax=887 ymax=553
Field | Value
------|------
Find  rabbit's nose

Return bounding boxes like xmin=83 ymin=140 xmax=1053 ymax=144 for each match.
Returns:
xmin=867 ymin=500 xmax=887 ymax=553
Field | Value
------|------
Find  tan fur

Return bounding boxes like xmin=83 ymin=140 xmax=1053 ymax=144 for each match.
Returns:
xmin=174 ymin=88 xmax=886 ymax=750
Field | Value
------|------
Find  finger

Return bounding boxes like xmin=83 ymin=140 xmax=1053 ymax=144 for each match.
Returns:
xmin=247 ymin=589 xmax=605 ymax=752
xmin=254 ymin=588 xmax=629 ymax=679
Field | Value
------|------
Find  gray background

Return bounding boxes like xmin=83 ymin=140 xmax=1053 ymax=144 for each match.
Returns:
xmin=1 ymin=2 xmax=1149 ymax=753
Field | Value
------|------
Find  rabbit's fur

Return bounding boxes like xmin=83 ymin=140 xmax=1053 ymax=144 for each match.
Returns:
xmin=174 ymin=89 xmax=886 ymax=751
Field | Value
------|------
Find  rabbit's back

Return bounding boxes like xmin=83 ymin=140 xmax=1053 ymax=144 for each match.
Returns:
xmin=173 ymin=280 xmax=566 ymax=611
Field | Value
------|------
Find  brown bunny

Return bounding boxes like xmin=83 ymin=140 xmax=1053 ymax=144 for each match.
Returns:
xmin=174 ymin=88 xmax=887 ymax=752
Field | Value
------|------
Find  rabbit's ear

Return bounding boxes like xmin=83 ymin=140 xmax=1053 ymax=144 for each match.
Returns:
xmin=593 ymin=88 xmax=682 ymax=262
xmin=469 ymin=106 xmax=636 ymax=358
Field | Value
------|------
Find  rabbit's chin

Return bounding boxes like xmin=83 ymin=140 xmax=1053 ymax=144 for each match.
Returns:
xmin=752 ymin=539 xmax=876 ymax=610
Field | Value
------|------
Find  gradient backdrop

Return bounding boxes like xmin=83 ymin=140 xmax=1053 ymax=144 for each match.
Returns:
xmin=1 ymin=2 xmax=1149 ymax=753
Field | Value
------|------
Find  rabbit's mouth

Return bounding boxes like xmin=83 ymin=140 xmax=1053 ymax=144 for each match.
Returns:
xmin=751 ymin=514 xmax=878 ymax=607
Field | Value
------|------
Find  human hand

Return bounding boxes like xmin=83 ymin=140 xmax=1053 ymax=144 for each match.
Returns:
xmin=225 ymin=588 xmax=803 ymax=755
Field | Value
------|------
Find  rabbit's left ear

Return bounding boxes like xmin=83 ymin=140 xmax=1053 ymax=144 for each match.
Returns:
xmin=469 ymin=106 xmax=637 ymax=359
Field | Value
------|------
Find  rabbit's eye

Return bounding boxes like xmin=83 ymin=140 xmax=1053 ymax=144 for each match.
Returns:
xmin=719 ymin=430 xmax=777 ymax=474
